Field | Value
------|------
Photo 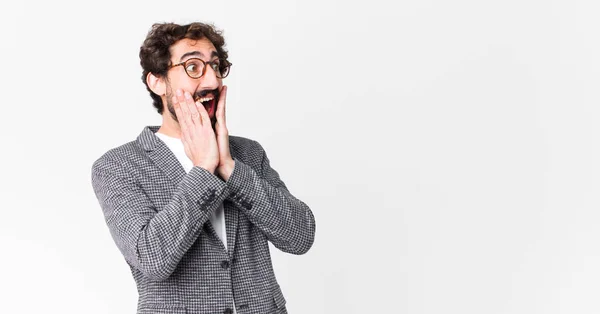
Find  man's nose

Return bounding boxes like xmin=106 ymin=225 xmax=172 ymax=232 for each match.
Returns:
xmin=200 ymin=65 xmax=220 ymax=88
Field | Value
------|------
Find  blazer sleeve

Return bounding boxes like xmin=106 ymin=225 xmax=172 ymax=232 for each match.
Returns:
xmin=91 ymin=157 xmax=228 ymax=281
xmin=225 ymin=140 xmax=316 ymax=255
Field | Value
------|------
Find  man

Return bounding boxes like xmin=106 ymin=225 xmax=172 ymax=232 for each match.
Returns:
xmin=91 ymin=22 xmax=316 ymax=314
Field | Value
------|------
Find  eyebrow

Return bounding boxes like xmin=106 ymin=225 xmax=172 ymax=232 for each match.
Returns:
xmin=179 ymin=50 xmax=219 ymax=62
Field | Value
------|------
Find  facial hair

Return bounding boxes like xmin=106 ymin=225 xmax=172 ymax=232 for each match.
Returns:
xmin=165 ymin=87 xmax=219 ymax=131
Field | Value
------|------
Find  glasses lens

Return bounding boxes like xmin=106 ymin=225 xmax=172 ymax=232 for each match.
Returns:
xmin=219 ymin=62 xmax=231 ymax=78
xmin=185 ymin=59 xmax=204 ymax=78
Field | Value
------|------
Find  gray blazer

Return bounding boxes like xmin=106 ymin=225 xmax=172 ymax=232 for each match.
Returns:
xmin=91 ymin=126 xmax=316 ymax=314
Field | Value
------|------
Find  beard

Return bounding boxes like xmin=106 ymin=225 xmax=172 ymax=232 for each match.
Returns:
xmin=165 ymin=87 xmax=219 ymax=131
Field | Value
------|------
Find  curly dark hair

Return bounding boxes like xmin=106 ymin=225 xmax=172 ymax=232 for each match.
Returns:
xmin=139 ymin=22 xmax=229 ymax=114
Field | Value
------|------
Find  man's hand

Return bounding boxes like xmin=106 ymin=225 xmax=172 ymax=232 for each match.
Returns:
xmin=214 ymin=85 xmax=235 ymax=181
xmin=173 ymin=89 xmax=220 ymax=173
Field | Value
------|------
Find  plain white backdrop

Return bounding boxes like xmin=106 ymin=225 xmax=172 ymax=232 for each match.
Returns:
xmin=1 ymin=0 xmax=599 ymax=313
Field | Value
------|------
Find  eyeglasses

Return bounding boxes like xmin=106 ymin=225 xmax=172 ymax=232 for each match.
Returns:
xmin=169 ymin=58 xmax=232 ymax=79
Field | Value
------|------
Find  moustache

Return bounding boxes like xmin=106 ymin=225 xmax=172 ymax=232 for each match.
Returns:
xmin=193 ymin=88 xmax=220 ymax=102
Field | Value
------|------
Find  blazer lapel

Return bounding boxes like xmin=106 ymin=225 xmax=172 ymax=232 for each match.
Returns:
xmin=137 ymin=125 xmax=187 ymax=187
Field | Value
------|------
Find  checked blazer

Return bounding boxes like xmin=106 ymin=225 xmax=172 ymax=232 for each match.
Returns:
xmin=91 ymin=125 xmax=316 ymax=314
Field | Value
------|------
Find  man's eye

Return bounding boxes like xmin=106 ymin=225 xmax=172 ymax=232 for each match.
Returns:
xmin=186 ymin=63 xmax=198 ymax=73
xmin=210 ymin=62 xmax=220 ymax=71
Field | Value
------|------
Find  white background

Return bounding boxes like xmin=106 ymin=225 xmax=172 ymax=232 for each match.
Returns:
xmin=1 ymin=0 xmax=599 ymax=313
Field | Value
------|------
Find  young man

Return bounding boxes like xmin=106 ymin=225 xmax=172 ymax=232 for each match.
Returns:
xmin=91 ymin=22 xmax=316 ymax=314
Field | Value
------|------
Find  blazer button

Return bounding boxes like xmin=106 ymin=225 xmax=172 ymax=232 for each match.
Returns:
xmin=241 ymin=200 xmax=252 ymax=210
xmin=221 ymin=260 xmax=230 ymax=269
xmin=224 ymin=309 xmax=233 ymax=314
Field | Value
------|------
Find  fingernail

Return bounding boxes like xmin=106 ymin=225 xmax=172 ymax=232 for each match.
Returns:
xmin=176 ymin=89 xmax=182 ymax=96
xmin=185 ymin=92 xmax=192 ymax=99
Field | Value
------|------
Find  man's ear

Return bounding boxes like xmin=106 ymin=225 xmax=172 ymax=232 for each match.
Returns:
xmin=146 ymin=72 xmax=166 ymax=96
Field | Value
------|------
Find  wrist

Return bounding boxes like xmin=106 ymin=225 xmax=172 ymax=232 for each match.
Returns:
xmin=194 ymin=161 xmax=217 ymax=174
xmin=218 ymin=159 xmax=235 ymax=181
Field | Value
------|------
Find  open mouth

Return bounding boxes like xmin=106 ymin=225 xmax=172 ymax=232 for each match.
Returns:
xmin=194 ymin=93 xmax=218 ymax=117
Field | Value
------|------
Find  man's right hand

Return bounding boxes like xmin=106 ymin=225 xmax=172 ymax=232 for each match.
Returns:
xmin=173 ymin=89 xmax=220 ymax=173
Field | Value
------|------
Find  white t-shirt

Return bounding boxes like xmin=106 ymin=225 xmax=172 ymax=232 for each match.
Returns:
xmin=154 ymin=131 xmax=228 ymax=250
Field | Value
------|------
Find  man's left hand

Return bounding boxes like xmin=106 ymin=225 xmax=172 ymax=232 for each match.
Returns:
xmin=214 ymin=85 xmax=235 ymax=181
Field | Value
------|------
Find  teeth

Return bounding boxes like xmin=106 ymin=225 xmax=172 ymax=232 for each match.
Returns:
xmin=195 ymin=96 xmax=214 ymax=103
